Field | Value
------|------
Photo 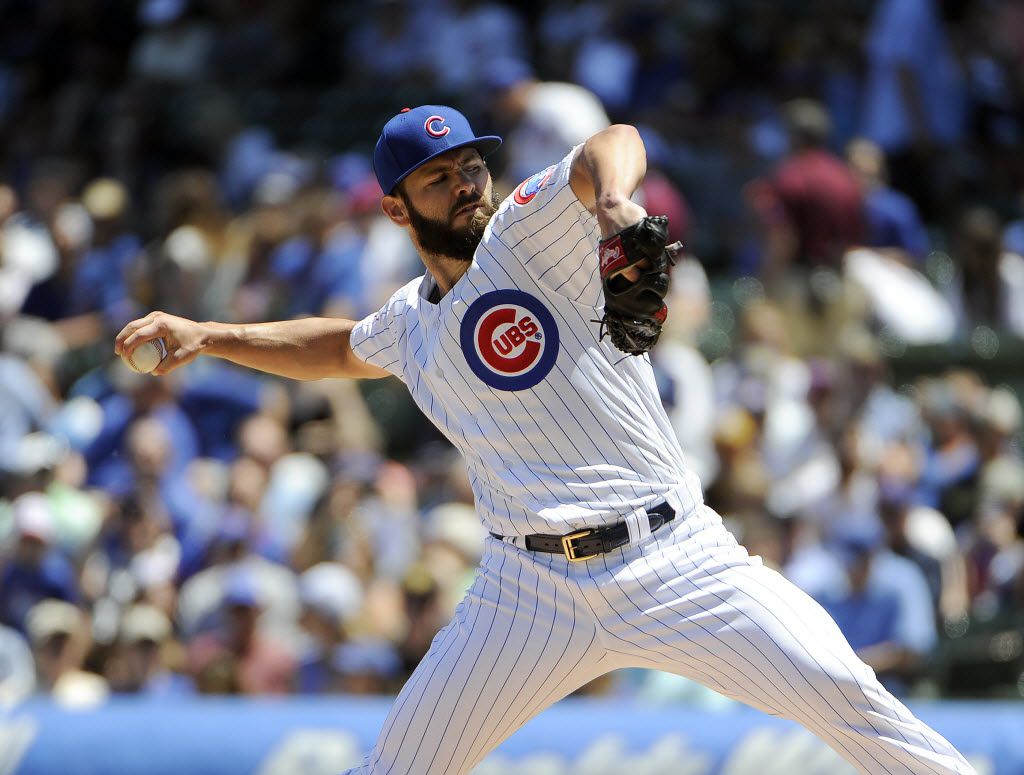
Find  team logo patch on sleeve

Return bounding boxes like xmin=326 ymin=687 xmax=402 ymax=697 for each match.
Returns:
xmin=512 ymin=165 xmax=557 ymax=205
xmin=459 ymin=290 xmax=560 ymax=391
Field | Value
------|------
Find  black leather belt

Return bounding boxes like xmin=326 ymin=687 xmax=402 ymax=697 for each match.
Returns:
xmin=490 ymin=501 xmax=676 ymax=562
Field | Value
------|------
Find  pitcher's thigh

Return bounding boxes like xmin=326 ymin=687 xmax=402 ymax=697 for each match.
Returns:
xmin=349 ymin=555 xmax=606 ymax=775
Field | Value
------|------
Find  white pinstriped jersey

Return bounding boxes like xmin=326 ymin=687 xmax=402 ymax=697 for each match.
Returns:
xmin=350 ymin=146 xmax=703 ymax=537
xmin=343 ymin=140 xmax=975 ymax=775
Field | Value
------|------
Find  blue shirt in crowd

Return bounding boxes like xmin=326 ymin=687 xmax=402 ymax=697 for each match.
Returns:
xmin=863 ymin=186 xmax=930 ymax=260
xmin=0 ymin=553 xmax=79 ymax=632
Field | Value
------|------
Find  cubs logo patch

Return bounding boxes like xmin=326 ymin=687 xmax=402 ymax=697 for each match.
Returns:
xmin=513 ymin=165 xmax=557 ymax=205
xmin=424 ymin=115 xmax=450 ymax=138
xmin=459 ymin=290 xmax=559 ymax=391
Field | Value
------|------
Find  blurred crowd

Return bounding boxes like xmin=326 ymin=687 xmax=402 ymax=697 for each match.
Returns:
xmin=1 ymin=0 xmax=1023 ymax=708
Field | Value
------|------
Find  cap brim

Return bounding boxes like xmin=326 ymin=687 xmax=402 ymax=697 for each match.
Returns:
xmin=390 ymin=136 xmax=502 ymax=193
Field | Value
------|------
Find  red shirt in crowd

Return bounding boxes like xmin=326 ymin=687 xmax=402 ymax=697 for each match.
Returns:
xmin=773 ymin=148 xmax=865 ymax=266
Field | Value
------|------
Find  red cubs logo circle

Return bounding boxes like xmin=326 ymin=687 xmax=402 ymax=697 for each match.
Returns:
xmin=460 ymin=290 xmax=559 ymax=391
xmin=424 ymin=115 xmax=450 ymax=138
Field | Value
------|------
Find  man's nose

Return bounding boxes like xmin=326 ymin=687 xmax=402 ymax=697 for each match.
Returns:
xmin=453 ymin=169 xmax=477 ymax=199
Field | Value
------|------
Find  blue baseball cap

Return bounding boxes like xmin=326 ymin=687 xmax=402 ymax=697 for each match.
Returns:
xmin=829 ymin=518 xmax=884 ymax=567
xmin=373 ymin=105 xmax=502 ymax=195
xmin=223 ymin=569 xmax=261 ymax=609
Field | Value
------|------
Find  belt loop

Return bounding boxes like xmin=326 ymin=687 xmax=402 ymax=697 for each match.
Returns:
xmin=624 ymin=507 xmax=651 ymax=545
xmin=665 ymin=488 xmax=686 ymax=520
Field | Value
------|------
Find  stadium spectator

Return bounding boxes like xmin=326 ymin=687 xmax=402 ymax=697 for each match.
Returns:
xmin=760 ymin=99 xmax=865 ymax=280
xmin=105 ymin=603 xmax=193 ymax=696
xmin=129 ymin=0 xmax=215 ymax=86
xmin=484 ymin=58 xmax=610 ymax=187
xmin=860 ymin=0 xmax=966 ymax=220
xmin=345 ymin=0 xmax=439 ymax=88
xmin=188 ymin=570 xmax=295 ymax=695
xmin=430 ymin=0 xmax=528 ymax=95
xmin=0 ymin=493 xmax=78 ymax=632
xmin=947 ymin=206 xmax=1024 ymax=337
xmin=68 ymin=178 xmax=143 ymax=332
xmin=82 ymin=370 xmax=200 ymax=502
xmin=264 ymin=189 xmax=369 ymax=320
xmin=572 ymin=46 xmax=634 ymax=120
xmin=878 ymin=481 xmax=944 ymax=608
xmin=792 ymin=519 xmax=938 ymax=696
xmin=327 ymin=637 xmax=402 ymax=696
xmin=294 ymin=562 xmax=362 ymax=694
xmin=0 ymin=622 xmax=35 ymax=706
xmin=0 ymin=361 xmax=58 ymax=474
xmin=916 ymin=378 xmax=981 ymax=527
xmin=964 ymin=493 xmax=1024 ymax=617
xmin=846 ymin=137 xmax=930 ymax=262
xmin=394 ymin=564 xmax=446 ymax=679
xmin=25 ymin=598 xmax=107 ymax=705
xmin=1003 ymin=190 xmax=1024 ymax=257
xmin=16 ymin=166 xmax=81 ymax=325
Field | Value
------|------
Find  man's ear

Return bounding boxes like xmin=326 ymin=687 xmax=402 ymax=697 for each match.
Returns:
xmin=381 ymin=194 xmax=410 ymax=226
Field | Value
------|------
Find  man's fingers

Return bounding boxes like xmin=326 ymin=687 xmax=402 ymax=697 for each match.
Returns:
xmin=114 ymin=312 xmax=161 ymax=355
xmin=115 ymin=317 xmax=152 ymax=355
xmin=120 ymin=323 xmax=165 ymax=357
xmin=151 ymin=346 xmax=198 ymax=377
xmin=616 ymin=258 xmax=652 ymax=284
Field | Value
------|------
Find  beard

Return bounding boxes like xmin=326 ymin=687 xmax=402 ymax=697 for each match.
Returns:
xmin=400 ymin=188 xmax=501 ymax=263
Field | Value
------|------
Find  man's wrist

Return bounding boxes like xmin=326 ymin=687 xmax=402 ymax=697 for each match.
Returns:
xmin=201 ymin=321 xmax=233 ymax=357
xmin=595 ymin=195 xmax=647 ymax=239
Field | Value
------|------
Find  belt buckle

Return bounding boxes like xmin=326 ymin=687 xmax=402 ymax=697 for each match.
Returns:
xmin=561 ymin=530 xmax=597 ymax=562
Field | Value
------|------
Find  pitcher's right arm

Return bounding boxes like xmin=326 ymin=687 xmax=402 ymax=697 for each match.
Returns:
xmin=114 ymin=312 xmax=391 ymax=380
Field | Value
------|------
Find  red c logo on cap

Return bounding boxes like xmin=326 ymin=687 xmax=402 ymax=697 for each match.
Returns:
xmin=424 ymin=115 xmax=450 ymax=138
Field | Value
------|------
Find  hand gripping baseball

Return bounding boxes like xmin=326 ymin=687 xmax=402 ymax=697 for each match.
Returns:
xmin=115 ymin=311 xmax=208 ymax=376
xmin=596 ymin=215 xmax=679 ymax=356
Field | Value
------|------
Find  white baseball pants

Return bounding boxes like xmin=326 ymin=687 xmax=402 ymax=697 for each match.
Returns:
xmin=343 ymin=505 xmax=975 ymax=775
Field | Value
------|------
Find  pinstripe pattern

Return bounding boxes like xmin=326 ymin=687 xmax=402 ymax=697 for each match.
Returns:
xmin=342 ymin=508 xmax=973 ymax=775
xmin=589 ymin=508 xmax=973 ymax=774
xmin=342 ymin=145 xmax=973 ymax=774
xmin=353 ymin=538 xmax=606 ymax=775
xmin=350 ymin=146 xmax=700 ymax=538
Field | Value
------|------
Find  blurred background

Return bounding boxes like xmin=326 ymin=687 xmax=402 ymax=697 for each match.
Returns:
xmin=0 ymin=0 xmax=1022 ymax=769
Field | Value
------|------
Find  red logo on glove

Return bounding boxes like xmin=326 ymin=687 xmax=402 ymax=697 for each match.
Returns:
xmin=599 ymin=235 xmax=628 ymax=278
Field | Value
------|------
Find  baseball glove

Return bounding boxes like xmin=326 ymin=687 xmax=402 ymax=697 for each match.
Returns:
xmin=596 ymin=215 xmax=679 ymax=356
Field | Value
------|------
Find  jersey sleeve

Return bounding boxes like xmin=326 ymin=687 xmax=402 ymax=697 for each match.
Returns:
xmin=348 ymin=281 xmax=416 ymax=381
xmin=488 ymin=145 xmax=604 ymax=307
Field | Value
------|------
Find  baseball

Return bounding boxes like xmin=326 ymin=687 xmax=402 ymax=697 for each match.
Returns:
xmin=122 ymin=338 xmax=167 ymax=374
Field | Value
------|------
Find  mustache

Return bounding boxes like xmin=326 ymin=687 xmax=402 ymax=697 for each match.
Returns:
xmin=450 ymin=194 xmax=485 ymax=219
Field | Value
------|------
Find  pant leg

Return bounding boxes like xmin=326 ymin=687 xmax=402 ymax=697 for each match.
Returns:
xmin=343 ymin=538 xmax=605 ymax=775
xmin=591 ymin=508 xmax=975 ymax=775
